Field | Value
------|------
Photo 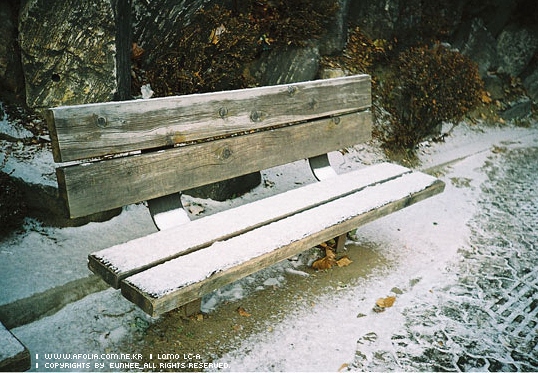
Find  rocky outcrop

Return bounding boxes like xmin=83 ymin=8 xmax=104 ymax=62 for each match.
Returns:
xmin=132 ymin=0 xmax=208 ymax=66
xmin=18 ymin=0 xmax=118 ymax=109
xmin=6 ymin=0 xmax=536 ymax=109
xmin=497 ymin=25 xmax=538 ymax=78
xmin=254 ymin=45 xmax=321 ymax=86
xmin=453 ymin=18 xmax=500 ymax=77
xmin=2 ymin=0 xmax=537 ymax=226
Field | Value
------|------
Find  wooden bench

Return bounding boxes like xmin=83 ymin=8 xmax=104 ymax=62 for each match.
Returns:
xmin=45 ymin=75 xmax=445 ymax=317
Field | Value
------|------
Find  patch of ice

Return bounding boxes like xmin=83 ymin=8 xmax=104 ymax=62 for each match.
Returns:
xmin=262 ymin=277 xmax=281 ymax=287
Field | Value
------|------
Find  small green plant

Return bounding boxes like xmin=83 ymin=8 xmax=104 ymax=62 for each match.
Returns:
xmin=377 ymin=44 xmax=484 ymax=148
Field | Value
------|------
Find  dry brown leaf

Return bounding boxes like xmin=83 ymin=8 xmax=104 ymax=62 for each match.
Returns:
xmin=188 ymin=312 xmax=205 ymax=321
xmin=338 ymin=363 xmax=349 ymax=372
xmin=312 ymin=247 xmax=336 ymax=270
xmin=312 ymin=256 xmax=335 ymax=270
xmin=375 ymin=296 xmax=396 ymax=308
xmin=132 ymin=43 xmax=144 ymax=60
xmin=336 ymin=256 xmax=353 ymax=267
xmin=480 ymin=90 xmax=492 ymax=104
xmin=209 ymin=24 xmax=226 ymax=44
xmin=237 ymin=306 xmax=251 ymax=317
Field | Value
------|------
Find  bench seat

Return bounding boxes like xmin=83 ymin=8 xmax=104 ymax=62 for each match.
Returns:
xmin=89 ymin=163 xmax=444 ymax=316
xmin=89 ymin=162 xmax=409 ymax=288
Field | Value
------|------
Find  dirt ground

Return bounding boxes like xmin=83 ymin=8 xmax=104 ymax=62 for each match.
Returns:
xmin=118 ymin=241 xmax=388 ymax=371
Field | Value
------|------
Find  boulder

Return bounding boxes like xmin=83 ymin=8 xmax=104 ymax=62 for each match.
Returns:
xmin=255 ymin=45 xmax=321 ymax=86
xmin=496 ymin=24 xmax=538 ymax=77
xmin=347 ymin=0 xmax=420 ymax=41
xmin=453 ymin=18 xmax=500 ymax=78
xmin=501 ymin=96 xmax=533 ymax=120
xmin=317 ymin=0 xmax=350 ymax=56
xmin=132 ymin=0 xmax=208 ymax=66
xmin=523 ymin=68 xmax=538 ymax=103
xmin=18 ymin=0 xmax=118 ymax=109
xmin=348 ymin=0 xmax=465 ymax=44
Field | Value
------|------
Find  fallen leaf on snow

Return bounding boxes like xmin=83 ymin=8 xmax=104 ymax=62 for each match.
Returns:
xmin=375 ymin=296 xmax=396 ymax=308
xmin=336 ymin=256 xmax=353 ymax=267
xmin=237 ymin=306 xmax=251 ymax=317
xmin=312 ymin=247 xmax=336 ymax=270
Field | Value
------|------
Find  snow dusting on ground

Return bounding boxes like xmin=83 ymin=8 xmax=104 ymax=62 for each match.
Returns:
xmin=1 ymin=113 xmax=537 ymax=371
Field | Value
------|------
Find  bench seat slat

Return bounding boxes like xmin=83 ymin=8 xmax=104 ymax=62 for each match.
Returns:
xmin=89 ymin=162 xmax=411 ymax=288
xmin=121 ymin=171 xmax=445 ymax=316
xmin=60 ymin=111 xmax=371 ymax=219
xmin=47 ymin=75 xmax=371 ymax=162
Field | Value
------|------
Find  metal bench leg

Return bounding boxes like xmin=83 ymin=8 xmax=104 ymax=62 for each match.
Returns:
xmin=308 ymin=153 xmax=338 ymax=181
xmin=148 ymin=193 xmax=191 ymax=231
xmin=309 ymin=154 xmax=347 ymax=251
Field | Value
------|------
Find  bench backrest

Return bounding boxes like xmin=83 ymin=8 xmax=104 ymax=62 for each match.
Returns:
xmin=46 ymin=74 xmax=372 ymax=219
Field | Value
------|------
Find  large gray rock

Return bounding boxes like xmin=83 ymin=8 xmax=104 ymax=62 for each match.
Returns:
xmin=18 ymin=0 xmax=118 ymax=108
xmin=501 ymin=96 xmax=533 ymax=120
xmin=317 ymin=0 xmax=350 ymax=56
xmin=497 ymin=24 xmax=538 ymax=77
xmin=453 ymin=18 xmax=500 ymax=78
xmin=523 ymin=68 xmax=538 ymax=103
xmin=348 ymin=0 xmax=420 ymax=41
xmin=255 ymin=45 xmax=321 ymax=86
xmin=132 ymin=0 xmax=208 ymax=65
xmin=348 ymin=0 xmax=464 ymax=43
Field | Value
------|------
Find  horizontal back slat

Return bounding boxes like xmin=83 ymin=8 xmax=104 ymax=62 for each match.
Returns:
xmin=58 ymin=111 xmax=372 ymax=218
xmin=46 ymin=75 xmax=371 ymax=162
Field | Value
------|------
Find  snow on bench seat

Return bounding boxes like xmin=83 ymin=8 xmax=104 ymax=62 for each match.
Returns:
xmin=89 ymin=162 xmax=413 ymax=288
xmin=120 ymin=170 xmax=445 ymax=316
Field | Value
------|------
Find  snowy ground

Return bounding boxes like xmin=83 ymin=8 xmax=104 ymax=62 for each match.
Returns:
xmin=1 ymin=115 xmax=537 ymax=372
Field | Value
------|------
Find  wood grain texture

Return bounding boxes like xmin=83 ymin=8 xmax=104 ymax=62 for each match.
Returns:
xmin=60 ymin=111 xmax=371 ymax=218
xmin=88 ymin=163 xmax=411 ymax=288
xmin=47 ymin=74 xmax=371 ymax=162
xmin=120 ymin=174 xmax=445 ymax=316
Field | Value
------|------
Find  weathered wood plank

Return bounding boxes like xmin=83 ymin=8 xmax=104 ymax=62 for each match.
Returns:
xmin=88 ymin=163 xmax=411 ymax=288
xmin=121 ymin=172 xmax=445 ymax=316
xmin=47 ymin=74 xmax=371 ymax=162
xmin=60 ymin=111 xmax=372 ymax=218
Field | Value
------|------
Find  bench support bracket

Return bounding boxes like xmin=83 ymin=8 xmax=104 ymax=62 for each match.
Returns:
xmin=148 ymin=193 xmax=191 ymax=231
xmin=310 ymin=154 xmax=345 ymax=250
xmin=309 ymin=154 xmax=338 ymax=181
